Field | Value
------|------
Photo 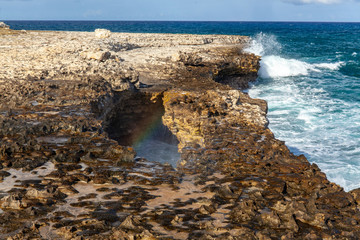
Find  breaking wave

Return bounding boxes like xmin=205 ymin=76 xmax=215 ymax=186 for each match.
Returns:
xmin=247 ymin=32 xmax=360 ymax=192
xmin=245 ymin=33 xmax=344 ymax=79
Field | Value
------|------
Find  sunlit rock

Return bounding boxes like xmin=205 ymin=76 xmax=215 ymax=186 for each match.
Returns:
xmin=94 ymin=28 xmax=111 ymax=39
xmin=0 ymin=22 xmax=9 ymax=29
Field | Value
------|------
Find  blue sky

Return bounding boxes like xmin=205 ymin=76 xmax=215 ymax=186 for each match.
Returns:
xmin=1 ymin=0 xmax=360 ymax=22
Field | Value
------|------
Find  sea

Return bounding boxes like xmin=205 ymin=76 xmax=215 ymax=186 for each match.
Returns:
xmin=5 ymin=21 xmax=360 ymax=191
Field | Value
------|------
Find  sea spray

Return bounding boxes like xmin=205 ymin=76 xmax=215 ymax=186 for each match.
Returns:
xmin=244 ymin=33 xmax=312 ymax=78
xmin=313 ymin=62 xmax=343 ymax=71
xmin=258 ymin=56 xmax=315 ymax=78
xmin=247 ymin=32 xmax=360 ymax=191
xmin=244 ymin=32 xmax=282 ymax=56
xmin=244 ymin=33 xmax=345 ymax=79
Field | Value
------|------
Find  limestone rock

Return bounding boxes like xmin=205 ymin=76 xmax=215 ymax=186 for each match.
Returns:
xmin=110 ymin=79 xmax=136 ymax=91
xmin=162 ymin=89 xmax=268 ymax=152
xmin=0 ymin=31 xmax=252 ymax=84
xmin=83 ymin=51 xmax=111 ymax=62
xmin=350 ymin=188 xmax=360 ymax=204
xmin=94 ymin=28 xmax=111 ymax=39
xmin=120 ymin=215 xmax=142 ymax=230
xmin=25 ymin=188 xmax=54 ymax=199
xmin=178 ymin=51 xmax=203 ymax=66
xmin=1 ymin=30 xmax=360 ymax=240
xmin=1 ymin=194 xmax=27 ymax=209
xmin=0 ymin=22 xmax=10 ymax=29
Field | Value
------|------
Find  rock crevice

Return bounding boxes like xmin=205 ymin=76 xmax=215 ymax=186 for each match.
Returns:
xmin=0 ymin=28 xmax=360 ymax=239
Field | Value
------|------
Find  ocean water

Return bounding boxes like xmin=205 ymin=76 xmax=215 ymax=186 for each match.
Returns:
xmin=244 ymin=25 xmax=360 ymax=192
xmin=5 ymin=21 xmax=360 ymax=191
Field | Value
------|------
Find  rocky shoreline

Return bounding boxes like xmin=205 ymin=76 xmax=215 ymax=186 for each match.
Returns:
xmin=1 ymin=24 xmax=360 ymax=239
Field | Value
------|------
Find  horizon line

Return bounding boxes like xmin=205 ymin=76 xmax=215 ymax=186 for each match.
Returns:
xmin=2 ymin=20 xmax=360 ymax=24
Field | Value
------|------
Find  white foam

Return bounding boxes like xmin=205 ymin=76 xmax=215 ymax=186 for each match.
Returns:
xmin=321 ymin=164 xmax=360 ymax=191
xmin=259 ymin=55 xmax=315 ymax=78
xmin=271 ymin=109 xmax=292 ymax=115
xmin=313 ymin=62 xmax=343 ymax=71
xmin=247 ymin=32 xmax=360 ymax=191
xmin=249 ymin=77 xmax=360 ymax=191
xmin=246 ymin=33 xmax=343 ymax=79
xmin=259 ymin=57 xmax=343 ymax=79
xmin=297 ymin=109 xmax=315 ymax=125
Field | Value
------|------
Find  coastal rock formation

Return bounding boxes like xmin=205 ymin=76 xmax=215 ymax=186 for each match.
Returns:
xmin=0 ymin=22 xmax=10 ymax=29
xmin=1 ymin=28 xmax=360 ymax=239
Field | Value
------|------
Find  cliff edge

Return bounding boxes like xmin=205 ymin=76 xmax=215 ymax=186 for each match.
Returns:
xmin=0 ymin=28 xmax=360 ymax=239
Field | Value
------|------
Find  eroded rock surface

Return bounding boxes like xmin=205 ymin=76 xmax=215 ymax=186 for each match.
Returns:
xmin=0 ymin=22 xmax=10 ymax=29
xmin=1 ymin=27 xmax=360 ymax=239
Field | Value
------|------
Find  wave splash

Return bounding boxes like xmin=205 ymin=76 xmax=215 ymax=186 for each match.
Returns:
xmin=244 ymin=32 xmax=281 ymax=56
xmin=247 ymin=32 xmax=360 ymax=192
xmin=259 ymin=56 xmax=315 ymax=78
xmin=245 ymin=33 xmax=343 ymax=79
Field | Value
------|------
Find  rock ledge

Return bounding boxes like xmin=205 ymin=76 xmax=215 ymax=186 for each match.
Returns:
xmin=0 ymin=29 xmax=360 ymax=239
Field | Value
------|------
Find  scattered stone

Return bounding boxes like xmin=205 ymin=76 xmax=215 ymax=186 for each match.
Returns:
xmin=83 ymin=51 xmax=111 ymax=62
xmin=94 ymin=28 xmax=111 ymax=39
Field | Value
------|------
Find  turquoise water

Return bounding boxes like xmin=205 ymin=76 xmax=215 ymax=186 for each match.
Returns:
xmin=5 ymin=21 xmax=360 ymax=191
xmin=244 ymin=26 xmax=360 ymax=192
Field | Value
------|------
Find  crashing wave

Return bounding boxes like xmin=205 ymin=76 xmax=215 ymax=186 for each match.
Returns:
xmin=245 ymin=33 xmax=344 ymax=79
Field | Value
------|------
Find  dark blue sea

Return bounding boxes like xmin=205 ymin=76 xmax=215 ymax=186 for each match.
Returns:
xmin=5 ymin=21 xmax=360 ymax=191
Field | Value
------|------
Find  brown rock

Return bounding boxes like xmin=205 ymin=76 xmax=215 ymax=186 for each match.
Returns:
xmin=350 ymin=188 xmax=360 ymax=204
